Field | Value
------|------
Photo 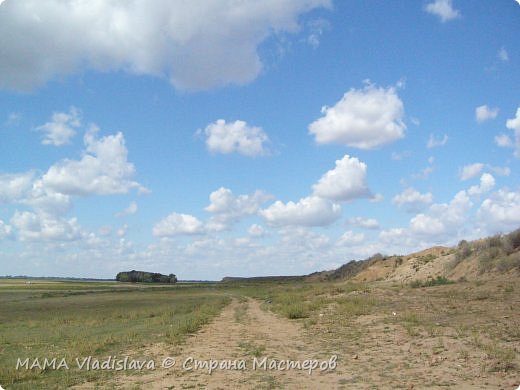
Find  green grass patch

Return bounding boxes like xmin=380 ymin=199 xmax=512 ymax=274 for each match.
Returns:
xmin=0 ymin=283 xmax=230 ymax=389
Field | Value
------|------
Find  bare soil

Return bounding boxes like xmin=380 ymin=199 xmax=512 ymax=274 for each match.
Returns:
xmin=85 ymin=298 xmax=343 ymax=389
xmin=74 ymin=279 xmax=520 ymax=389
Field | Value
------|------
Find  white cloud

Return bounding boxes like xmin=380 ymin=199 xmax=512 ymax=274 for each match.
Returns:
xmin=0 ymin=219 xmax=12 ymax=239
xmin=427 ymin=133 xmax=448 ymax=148
xmin=478 ymin=189 xmax=520 ymax=230
xmin=347 ymin=216 xmax=380 ymax=229
xmin=260 ymin=196 xmax=341 ymax=227
xmin=467 ymin=173 xmax=495 ymax=196
xmin=0 ymin=175 xmax=73 ymax=239
xmin=116 ymin=201 xmax=138 ymax=217
xmin=489 ymin=165 xmax=510 ymax=177
xmin=279 ymin=226 xmax=331 ymax=250
xmin=116 ymin=224 xmax=129 ymax=237
xmin=410 ymin=190 xmax=472 ymax=237
xmin=200 ymin=119 xmax=270 ymax=157
xmin=0 ymin=172 xmax=35 ymax=203
xmin=153 ymin=213 xmax=205 ymax=237
xmin=205 ymin=187 xmax=272 ymax=230
xmin=42 ymin=125 xmax=146 ymax=196
xmin=494 ymin=134 xmax=514 ymax=148
xmin=248 ymin=224 xmax=266 ymax=237
xmin=10 ymin=210 xmax=83 ymax=241
xmin=411 ymin=165 xmax=434 ymax=180
xmin=308 ymin=83 xmax=406 ymax=149
xmin=505 ymin=107 xmax=520 ymax=158
xmin=475 ymin=105 xmax=499 ymax=123
xmin=24 ymin=180 xmax=72 ymax=216
xmin=336 ymin=230 xmax=365 ymax=246
xmin=312 ymin=155 xmax=371 ymax=202
xmin=391 ymin=151 xmax=412 ymax=161
xmin=459 ymin=162 xmax=484 ymax=181
xmin=498 ymin=47 xmax=509 ymax=62
xmin=305 ymin=18 xmax=330 ymax=48
xmin=425 ymin=0 xmax=461 ymax=23
xmin=0 ymin=1 xmax=330 ymax=91
xmin=369 ymin=193 xmax=385 ymax=203
xmin=36 ymin=107 xmax=80 ymax=146
xmin=392 ymin=187 xmax=433 ymax=212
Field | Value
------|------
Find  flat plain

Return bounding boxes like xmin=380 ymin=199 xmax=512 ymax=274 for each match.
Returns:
xmin=1 ymin=275 xmax=518 ymax=389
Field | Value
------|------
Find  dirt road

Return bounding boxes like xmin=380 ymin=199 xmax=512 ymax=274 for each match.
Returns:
xmin=106 ymin=298 xmax=344 ymax=389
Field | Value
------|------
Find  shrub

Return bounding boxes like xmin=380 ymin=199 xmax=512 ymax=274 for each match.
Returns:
xmin=410 ymin=276 xmax=454 ymax=288
xmin=283 ymin=304 xmax=309 ymax=319
xmin=455 ymin=240 xmax=472 ymax=262
xmin=487 ymin=234 xmax=503 ymax=248
xmin=507 ymin=228 xmax=520 ymax=250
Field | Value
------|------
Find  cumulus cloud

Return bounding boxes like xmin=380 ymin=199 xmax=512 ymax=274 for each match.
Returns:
xmin=116 ymin=224 xmax=129 ymax=237
xmin=153 ymin=213 xmax=205 ymax=237
xmin=24 ymin=180 xmax=72 ymax=216
xmin=489 ymin=166 xmax=510 ymax=177
xmin=410 ymin=190 xmax=472 ymax=237
xmin=427 ymin=133 xmax=448 ymax=148
xmin=42 ymin=125 xmax=146 ymax=196
xmin=248 ymin=224 xmax=266 ymax=237
xmin=392 ymin=187 xmax=433 ymax=212
xmin=336 ymin=230 xmax=365 ymax=246
xmin=411 ymin=165 xmax=434 ymax=181
xmin=308 ymin=83 xmax=406 ymax=149
xmin=312 ymin=155 xmax=371 ymax=202
xmin=495 ymin=134 xmax=514 ymax=148
xmin=0 ymin=219 xmax=12 ymax=239
xmin=0 ymin=172 xmax=35 ymax=203
xmin=0 ymin=113 xmax=147 ymax=244
xmin=467 ymin=173 xmax=495 ymax=196
xmin=278 ymin=226 xmax=331 ymax=250
xmin=205 ymin=187 xmax=272 ymax=230
xmin=0 ymin=0 xmax=330 ymax=91
xmin=478 ymin=189 xmax=520 ymax=230
xmin=475 ymin=105 xmax=499 ymax=123
xmin=347 ymin=216 xmax=380 ymax=229
xmin=425 ymin=0 xmax=461 ymax=23
xmin=36 ymin=107 xmax=81 ymax=146
xmin=369 ymin=193 xmax=385 ymax=203
xmin=459 ymin=163 xmax=484 ymax=181
xmin=10 ymin=210 xmax=83 ymax=241
xmin=116 ymin=201 xmax=138 ymax=217
xmin=505 ymin=107 xmax=520 ymax=158
xmin=260 ymin=196 xmax=341 ymax=227
xmin=199 ymin=119 xmax=270 ymax=157
xmin=0 ymin=172 xmax=71 ymax=215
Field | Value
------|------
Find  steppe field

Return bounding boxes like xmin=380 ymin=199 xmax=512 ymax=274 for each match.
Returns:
xmin=1 ymin=275 xmax=518 ymax=389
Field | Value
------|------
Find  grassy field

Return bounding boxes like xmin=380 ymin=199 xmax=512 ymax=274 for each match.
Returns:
xmin=0 ymin=280 xmax=230 ymax=389
xmin=1 ymin=277 xmax=519 ymax=389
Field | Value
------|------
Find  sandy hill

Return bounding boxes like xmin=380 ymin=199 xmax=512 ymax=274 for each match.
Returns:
xmin=221 ymin=229 xmax=520 ymax=284
xmin=315 ymin=228 xmax=520 ymax=284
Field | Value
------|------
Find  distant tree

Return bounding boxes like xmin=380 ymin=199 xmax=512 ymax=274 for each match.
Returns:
xmin=116 ymin=270 xmax=177 ymax=284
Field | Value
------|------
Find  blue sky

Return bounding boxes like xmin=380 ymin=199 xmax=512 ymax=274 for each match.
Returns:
xmin=0 ymin=0 xmax=519 ymax=280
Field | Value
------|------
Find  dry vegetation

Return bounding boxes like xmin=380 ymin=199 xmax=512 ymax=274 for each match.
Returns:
xmin=1 ymin=230 xmax=519 ymax=388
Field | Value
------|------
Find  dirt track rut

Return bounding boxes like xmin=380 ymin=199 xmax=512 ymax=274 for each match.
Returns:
xmin=109 ymin=298 xmax=344 ymax=389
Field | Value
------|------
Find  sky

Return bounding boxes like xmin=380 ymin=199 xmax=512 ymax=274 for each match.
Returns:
xmin=0 ymin=0 xmax=519 ymax=280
